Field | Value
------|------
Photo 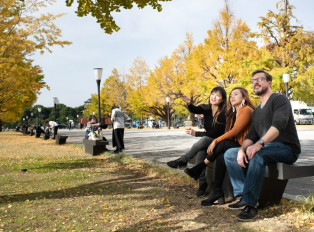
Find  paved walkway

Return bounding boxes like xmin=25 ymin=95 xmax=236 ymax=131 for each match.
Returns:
xmin=60 ymin=127 xmax=314 ymax=200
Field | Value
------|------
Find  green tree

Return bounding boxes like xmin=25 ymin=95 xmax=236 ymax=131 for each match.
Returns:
xmin=64 ymin=0 xmax=172 ymax=34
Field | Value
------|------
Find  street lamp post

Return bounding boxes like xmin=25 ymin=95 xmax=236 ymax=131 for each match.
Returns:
xmin=31 ymin=113 xmax=33 ymax=124
xmin=283 ymin=73 xmax=290 ymax=98
xmin=53 ymin=97 xmax=59 ymax=122
xmin=166 ymin=96 xmax=170 ymax=130
xmin=94 ymin=68 xmax=103 ymax=124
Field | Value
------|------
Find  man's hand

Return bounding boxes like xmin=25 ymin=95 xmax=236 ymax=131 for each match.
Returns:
xmin=237 ymin=148 xmax=248 ymax=168
xmin=246 ymin=143 xmax=262 ymax=160
xmin=207 ymin=141 xmax=216 ymax=155
xmin=185 ymin=128 xmax=195 ymax=136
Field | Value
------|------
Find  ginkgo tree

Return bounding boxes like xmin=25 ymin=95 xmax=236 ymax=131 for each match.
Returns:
xmin=124 ymin=57 xmax=150 ymax=120
xmin=188 ymin=1 xmax=259 ymax=93
xmin=0 ymin=0 xmax=71 ymax=128
xmin=257 ymin=0 xmax=314 ymax=103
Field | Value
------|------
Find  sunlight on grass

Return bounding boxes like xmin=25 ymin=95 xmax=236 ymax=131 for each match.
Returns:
xmin=0 ymin=132 xmax=313 ymax=231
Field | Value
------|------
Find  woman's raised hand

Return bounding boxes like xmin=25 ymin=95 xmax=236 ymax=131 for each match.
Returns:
xmin=181 ymin=95 xmax=191 ymax=104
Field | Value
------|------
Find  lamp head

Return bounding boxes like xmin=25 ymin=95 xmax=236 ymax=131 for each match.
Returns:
xmin=165 ymin=96 xmax=170 ymax=103
xmin=93 ymin=68 xmax=103 ymax=81
xmin=53 ymin=97 xmax=59 ymax=104
xmin=38 ymin=107 xmax=41 ymax=112
xmin=283 ymin=73 xmax=290 ymax=83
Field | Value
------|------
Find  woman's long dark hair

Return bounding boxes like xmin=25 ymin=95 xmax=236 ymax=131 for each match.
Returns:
xmin=201 ymin=86 xmax=227 ymax=126
xmin=225 ymin=87 xmax=255 ymax=131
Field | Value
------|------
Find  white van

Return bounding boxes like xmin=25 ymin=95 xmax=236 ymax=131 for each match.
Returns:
xmin=291 ymin=101 xmax=313 ymax=125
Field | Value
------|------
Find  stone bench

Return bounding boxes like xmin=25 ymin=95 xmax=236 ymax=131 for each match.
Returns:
xmin=55 ymin=135 xmax=68 ymax=145
xmin=189 ymin=152 xmax=314 ymax=207
xmin=83 ymin=139 xmax=109 ymax=156
xmin=259 ymin=160 xmax=314 ymax=207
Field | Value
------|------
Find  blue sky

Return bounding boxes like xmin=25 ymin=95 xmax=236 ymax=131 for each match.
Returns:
xmin=33 ymin=0 xmax=314 ymax=107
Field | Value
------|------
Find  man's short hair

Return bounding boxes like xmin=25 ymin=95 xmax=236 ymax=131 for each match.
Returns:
xmin=45 ymin=121 xmax=49 ymax=124
xmin=252 ymin=70 xmax=272 ymax=81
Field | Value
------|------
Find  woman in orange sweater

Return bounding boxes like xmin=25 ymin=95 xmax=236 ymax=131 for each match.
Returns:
xmin=184 ymin=87 xmax=255 ymax=206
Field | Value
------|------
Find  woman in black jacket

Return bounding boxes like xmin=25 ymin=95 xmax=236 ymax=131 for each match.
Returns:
xmin=167 ymin=86 xmax=227 ymax=197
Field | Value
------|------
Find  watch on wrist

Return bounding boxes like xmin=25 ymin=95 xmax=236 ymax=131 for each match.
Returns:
xmin=258 ymin=139 xmax=265 ymax=147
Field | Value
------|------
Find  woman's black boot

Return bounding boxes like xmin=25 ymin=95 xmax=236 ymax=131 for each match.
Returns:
xmin=184 ymin=161 xmax=207 ymax=180
xmin=166 ymin=158 xmax=187 ymax=168
xmin=201 ymin=191 xmax=225 ymax=206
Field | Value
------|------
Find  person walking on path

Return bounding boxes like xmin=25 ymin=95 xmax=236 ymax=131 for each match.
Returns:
xmin=45 ymin=120 xmax=59 ymax=139
xmin=184 ymin=87 xmax=254 ymax=206
xmin=111 ymin=106 xmax=130 ymax=153
xmin=167 ymin=86 xmax=227 ymax=197
xmin=224 ymin=70 xmax=300 ymax=222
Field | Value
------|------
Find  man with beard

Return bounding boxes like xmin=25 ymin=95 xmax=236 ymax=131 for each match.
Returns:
xmin=224 ymin=70 xmax=301 ymax=221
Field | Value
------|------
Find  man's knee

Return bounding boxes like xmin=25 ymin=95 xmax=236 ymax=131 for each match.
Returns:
xmin=250 ymin=153 xmax=265 ymax=166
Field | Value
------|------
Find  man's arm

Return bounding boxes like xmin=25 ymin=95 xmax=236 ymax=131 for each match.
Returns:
xmin=111 ymin=110 xmax=115 ymax=121
xmin=246 ymin=126 xmax=279 ymax=160
xmin=237 ymin=139 xmax=254 ymax=168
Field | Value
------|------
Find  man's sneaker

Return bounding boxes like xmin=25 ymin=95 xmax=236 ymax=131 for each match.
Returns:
xmin=228 ymin=198 xmax=246 ymax=210
xmin=166 ymin=158 xmax=187 ymax=168
xmin=237 ymin=205 xmax=258 ymax=221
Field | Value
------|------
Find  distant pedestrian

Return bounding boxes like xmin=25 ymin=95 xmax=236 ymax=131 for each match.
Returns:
xmin=111 ymin=106 xmax=130 ymax=153
xmin=45 ymin=121 xmax=59 ymax=139
xmin=85 ymin=115 xmax=100 ymax=139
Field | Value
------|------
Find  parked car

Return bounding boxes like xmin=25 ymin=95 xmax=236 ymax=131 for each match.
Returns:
xmin=173 ymin=121 xmax=184 ymax=129
xmin=58 ymin=124 xmax=67 ymax=129
xmin=125 ymin=120 xmax=131 ymax=129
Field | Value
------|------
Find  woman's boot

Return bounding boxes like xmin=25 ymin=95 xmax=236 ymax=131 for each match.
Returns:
xmin=184 ymin=161 xmax=207 ymax=180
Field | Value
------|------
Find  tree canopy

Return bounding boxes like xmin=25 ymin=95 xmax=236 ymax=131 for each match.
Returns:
xmin=84 ymin=0 xmax=313 ymax=126
xmin=0 ymin=0 xmax=71 ymax=127
xmin=64 ymin=0 xmax=172 ymax=34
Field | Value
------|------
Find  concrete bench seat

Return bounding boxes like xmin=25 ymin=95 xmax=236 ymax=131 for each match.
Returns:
xmin=55 ymin=135 xmax=68 ymax=145
xmin=189 ymin=152 xmax=314 ymax=208
xmin=259 ymin=160 xmax=314 ymax=207
xmin=83 ymin=139 xmax=109 ymax=156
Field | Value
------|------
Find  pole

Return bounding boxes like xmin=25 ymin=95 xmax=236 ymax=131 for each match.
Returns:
xmin=285 ymin=82 xmax=288 ymax=98
xmin=96 ymin=79 xmax=101 ymax=123
xmin=54 ymin=103 xmax=57 ymax=122
xmin=167 ymin=101 xmax=170 ymax=130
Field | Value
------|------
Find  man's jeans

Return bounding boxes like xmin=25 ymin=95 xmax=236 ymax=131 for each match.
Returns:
xmin=224 ymin=142 xmax=299 ymax=206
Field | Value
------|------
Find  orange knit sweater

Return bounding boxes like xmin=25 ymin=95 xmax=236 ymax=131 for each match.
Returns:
xmin=213 ymin=105 xmax=253 ymax=146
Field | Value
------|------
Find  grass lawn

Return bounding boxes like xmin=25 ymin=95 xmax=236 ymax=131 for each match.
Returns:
xmin=0 ymin=132 xmax=313 ymax=231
